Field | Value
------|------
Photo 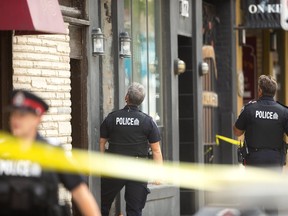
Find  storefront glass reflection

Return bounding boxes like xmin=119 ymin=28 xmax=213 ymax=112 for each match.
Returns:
xmin=124 ymin=0 xmax=163 ymax=125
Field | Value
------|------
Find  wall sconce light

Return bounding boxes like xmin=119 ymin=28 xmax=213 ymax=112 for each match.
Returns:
xmin=119 ymin=32 xmax=131 ymax=58
xmin=92 ymin=28 xmax=104 ymax=56
xmin=238 ymin=28 xmax=246 ymax=46
xmin=174 ymin=59 xmax=186 ymax=75
xmin=199 ymin=62 xmax=209 ymax=76
xmin=270 ymin=31 xmax=277 ymax=51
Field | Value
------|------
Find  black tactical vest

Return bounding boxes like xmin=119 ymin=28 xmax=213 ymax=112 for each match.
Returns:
xmin=0 ymin=135 xmax=68 ymax=216
xmin=245 ymin=101 xmax=286 ymax=149
xmin=0 ymin=163 xmax=61 ymax=215
xmin=107 ymin=108 xmax=150 ymax=157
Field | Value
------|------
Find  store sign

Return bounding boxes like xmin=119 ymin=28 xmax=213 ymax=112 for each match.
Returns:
xmin=248 ymin=3 xmax=281 ymax=13
xmin=281 ymin=0 xmax=288 ymax=30
xmin=242 ymin=0 xmax=281 ymax=29
xmin=202 ymin=91 xmax=218 ymax=107
xmin=179 ymin=0 xmax=189 ymax=18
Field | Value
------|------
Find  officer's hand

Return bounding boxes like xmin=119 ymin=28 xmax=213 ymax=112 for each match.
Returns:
xmin=150 ymin=179 xmax=164 ymax=185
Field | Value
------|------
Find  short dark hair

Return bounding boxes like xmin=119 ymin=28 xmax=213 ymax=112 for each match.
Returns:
xmin=258 ymin=75 xmax=277 ymax=97
xmin=126 ymin=82 xmax=145 ymax=106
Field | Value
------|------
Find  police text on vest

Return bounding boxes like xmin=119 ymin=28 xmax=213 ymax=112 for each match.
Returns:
xmin=0 ymin=159 xmax=42 ymax=177
xmin=255 ymin=110 xmax=278 ymax=120
xmin=116 ymin=117 xmax=140 ymax=126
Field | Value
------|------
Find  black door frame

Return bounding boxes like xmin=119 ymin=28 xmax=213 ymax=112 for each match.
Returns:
xmin=0 ymin=31 xmax=13 ymax=131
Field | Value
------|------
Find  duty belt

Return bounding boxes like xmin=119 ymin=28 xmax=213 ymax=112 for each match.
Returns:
xmin=135 ymin=155 xmax=148 ymax=159
xmin=248 ymin=147 xmax=282 ymax=152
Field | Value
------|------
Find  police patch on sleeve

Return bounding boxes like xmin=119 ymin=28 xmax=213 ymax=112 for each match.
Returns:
xmin=247 ymin=100 xmax=257 ymax=105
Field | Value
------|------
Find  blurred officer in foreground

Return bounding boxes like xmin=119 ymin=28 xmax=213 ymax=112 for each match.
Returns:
xmin=99 ymin=82 xmax=163 ymax=216
xmin=233 ymin=75 xmax=288 ymax=169
xmin=1 ymin=90 xmax=101 ymax=216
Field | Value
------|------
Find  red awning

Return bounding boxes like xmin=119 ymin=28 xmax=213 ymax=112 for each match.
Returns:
xmin=0 ymin=0 xmax=66 ymax=35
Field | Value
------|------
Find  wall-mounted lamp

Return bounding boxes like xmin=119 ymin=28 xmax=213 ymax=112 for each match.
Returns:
xmin=119 ymin=32 xmax=131 ymax=58
xmin=238 ymin=28 xmax=246 ymax=46
xmin=270 ymin=31 xmax=277 ymax=52
xmin=174 ymin=59 xmax=186 ymax=75
xmin=92 ymin=28 xmax=104 ymax=56
xmin=200 ymin=62 xmax=209 ymax=76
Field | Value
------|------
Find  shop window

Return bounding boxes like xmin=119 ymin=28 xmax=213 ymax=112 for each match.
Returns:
xmin=124 ymin=0 xmax=163 ymax=126
xmin=203 ymin=2 xmax=219 ymax=47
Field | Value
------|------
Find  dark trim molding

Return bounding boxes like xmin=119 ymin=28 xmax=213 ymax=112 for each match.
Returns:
xmin=0 ymin=31 xmax=13 ymax=131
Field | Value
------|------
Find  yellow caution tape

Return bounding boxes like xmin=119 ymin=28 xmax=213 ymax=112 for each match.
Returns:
xmin=216 ymin=134 xmax=241 ymax=146
xmin=0 ymin=132 xmax=285 ymax=192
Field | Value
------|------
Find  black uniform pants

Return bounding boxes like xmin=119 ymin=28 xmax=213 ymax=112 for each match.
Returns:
xmin=101 ymin=177 xmax=150 ymax=216
xmin=246 ymin=149 xmax=283 ymax=216
xmin=246 ymin=148 xmax=283 ymax=169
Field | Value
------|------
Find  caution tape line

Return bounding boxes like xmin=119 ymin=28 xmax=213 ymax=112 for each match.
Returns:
xmin=0 ymin=132 xmax=285 ymax=191
xmin=216 ymin=134 xmax=241 ymax=146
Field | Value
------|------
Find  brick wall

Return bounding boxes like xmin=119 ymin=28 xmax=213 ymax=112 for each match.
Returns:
xmin=12 ymin=25 xmax=72 ymax=149
xmin=12 ymin=25 xmax=73 ymax=206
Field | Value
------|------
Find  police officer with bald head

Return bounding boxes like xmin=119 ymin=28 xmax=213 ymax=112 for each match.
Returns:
xmin=100 ymin=82 xmax=163 ymax=216
xmin=233 ymin=75 xmax=288 ymax=168
xmin=1 ymin=89 xmax=101 ymax=216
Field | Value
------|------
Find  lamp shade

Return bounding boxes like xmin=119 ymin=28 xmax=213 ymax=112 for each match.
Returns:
xmin=119 ymin=32 xmax=131 ymax=58
xmin=92 ymin=28 xmax=104 ymax=56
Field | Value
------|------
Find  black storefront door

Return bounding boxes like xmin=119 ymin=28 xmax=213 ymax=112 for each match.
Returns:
xmin=0 ymin=31 xmax=13 ymax=131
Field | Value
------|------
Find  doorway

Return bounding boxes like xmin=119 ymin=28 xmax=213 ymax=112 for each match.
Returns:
xmin=0 ymin=31 xmax=13 ymax=131
xmin=242 ymin=36 xmax=257 ymax=104
xmin=178 ymin=35 xmax=196 ymax=215
xmin=69 ymin=24 xmax=88 ymax=216
xmin=69 ymin=25 xmax=88 ymax=150
xmin=70 ymin=58 xmax=88 ymax=150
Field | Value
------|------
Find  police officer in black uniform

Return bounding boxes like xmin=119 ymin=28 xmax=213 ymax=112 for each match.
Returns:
xmin=0 ymin=90 xmax=101 ymax=216
xmin=99 ymin=82 xmax=163 ymax=216
xmin=233 ymin=75 xmax=288 ymax=215
xmin=233 ymin=75 xmax=288 ymax=169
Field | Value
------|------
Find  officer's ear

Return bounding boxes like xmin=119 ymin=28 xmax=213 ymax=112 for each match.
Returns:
xmin=258 ymin=88 xmax=262 ymax=97
xmin=125 ymin=94 xmax=129 ymax=103
xmin=35 ymin=113 xmax=43 ymax=124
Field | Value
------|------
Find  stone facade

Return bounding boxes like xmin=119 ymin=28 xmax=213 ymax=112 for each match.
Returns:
xmin=101 ymin=0 xmax=115 ymax=117
xmin=12 ymin=24 xmax=72 ymax=149
xmin=12 ymin=24 xmax=73 ymax=205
